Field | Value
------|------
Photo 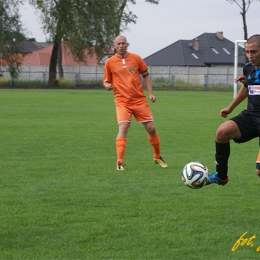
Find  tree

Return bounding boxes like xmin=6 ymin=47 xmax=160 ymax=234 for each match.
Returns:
xmin=28 ymin=0 xmax=159 ymax=86
xmin=226 ymin=0 xmax=255 ymax=40
xmin=0 ymin=0 xmax=26 ymax=78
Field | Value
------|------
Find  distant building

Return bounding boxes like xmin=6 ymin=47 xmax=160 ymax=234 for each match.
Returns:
xmin=20 ymin=41 xmax=113 ymax=66
xmin=19 ymin=41 xmax=51 ymax=54
xmin=144 ymin=32 xmax=245 ymax=67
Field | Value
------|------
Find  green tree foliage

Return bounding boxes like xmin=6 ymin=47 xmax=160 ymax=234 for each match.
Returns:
xmin=0 ymin=0 xmax=26 ymax=78
xmin=226 ymin=0 xmax=257 ymax=40
xmin=28 ymin=0 xmax=159 ymax=86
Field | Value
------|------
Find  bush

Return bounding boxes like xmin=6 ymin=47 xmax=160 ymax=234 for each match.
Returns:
xmin=0 ymin=77 xmax=238 ymax=91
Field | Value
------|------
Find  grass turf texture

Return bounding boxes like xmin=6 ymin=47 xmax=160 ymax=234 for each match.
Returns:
xmin=0 ymin=89 xmax=259 ymax=260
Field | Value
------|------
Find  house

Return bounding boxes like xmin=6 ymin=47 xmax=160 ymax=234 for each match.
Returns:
xmin=144 ymin=32 xmax=245 ymax=67
xmin=21 ymin=41 xmax=113 ymax=66
xmin=18 ymin=41 xmax=51 ymax=54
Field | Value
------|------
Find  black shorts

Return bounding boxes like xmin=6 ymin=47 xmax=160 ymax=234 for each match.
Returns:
xmin=230 ymin=110 xmax=260 ymax=143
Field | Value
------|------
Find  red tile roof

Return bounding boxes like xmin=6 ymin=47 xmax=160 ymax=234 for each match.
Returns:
xmin=21 ymin=43 xmax=113 ymax=66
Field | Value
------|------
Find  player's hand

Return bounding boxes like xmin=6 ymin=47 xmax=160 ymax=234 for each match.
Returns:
xmin=234 ymin=75 xmax=247 ymax=85
xmin=104 ymin=82 xmax=113 ymax=91
xmin=220 ymin=108 xmax=232 ymax=118
xmin=149 ymin=94 xmax=156 ymax=102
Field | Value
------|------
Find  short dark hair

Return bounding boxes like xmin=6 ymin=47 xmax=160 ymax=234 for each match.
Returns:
xmin=246 ymin=34 xmax=260 ymax=47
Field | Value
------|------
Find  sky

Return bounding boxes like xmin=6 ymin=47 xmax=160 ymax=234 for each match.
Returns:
xmin=20 ymin=0 xmax=260 ymax=58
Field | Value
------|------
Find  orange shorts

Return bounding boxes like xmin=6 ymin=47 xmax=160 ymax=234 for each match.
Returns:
xmin=116 ymin=101 xmax=154 ymax=124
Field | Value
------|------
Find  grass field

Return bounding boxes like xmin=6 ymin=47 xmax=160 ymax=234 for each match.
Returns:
xmin=1 ymin=89 xmax=260 ymax=260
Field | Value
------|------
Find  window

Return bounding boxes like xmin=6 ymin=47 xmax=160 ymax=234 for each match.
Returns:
xmin=211 ymin=48 xmax=220 ymax=54
xmin=223 ymin=47 xmax=231 ymax=54
xmin=191 ymin=53 xmax=199 ymax=59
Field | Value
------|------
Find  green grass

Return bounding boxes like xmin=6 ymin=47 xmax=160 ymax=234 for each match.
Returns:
xmin=0 ymin=89 xmax=260 ymax=259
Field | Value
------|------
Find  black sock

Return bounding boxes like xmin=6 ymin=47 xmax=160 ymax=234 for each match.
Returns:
xmin=215 ymin=141 xmax=230 ymax=180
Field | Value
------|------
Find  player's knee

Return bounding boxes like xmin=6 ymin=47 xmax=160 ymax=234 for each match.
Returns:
xmin=118 ymin=122 xmax=130 ymax=135
xmin=215 ymin=127 xmax=226 ymax=142
xmin=256 ymin=169 xmax=260 ymax=177
xmin=215 ymin=125 xmax=233 ymax=143
xmin=148 ymin=128 xmax=156 ymax=135
xmin=143 ymin=122 xmax=156 ymax=135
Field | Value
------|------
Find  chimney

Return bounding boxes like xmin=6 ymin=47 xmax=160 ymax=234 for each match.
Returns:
xmin=192 ymin=38 xmax=199 ymax=51
xmin=216 ymin=31 xmax=223 ymax=40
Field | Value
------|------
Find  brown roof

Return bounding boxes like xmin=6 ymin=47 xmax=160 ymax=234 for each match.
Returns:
xmin=21 ymin=43 xmax=113 ymax=66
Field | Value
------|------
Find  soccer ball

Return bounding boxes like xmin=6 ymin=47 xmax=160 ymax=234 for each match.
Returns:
xmin=182 ymin=162 xmax=209 ymax=189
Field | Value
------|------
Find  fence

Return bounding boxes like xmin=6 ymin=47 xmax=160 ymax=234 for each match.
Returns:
xmin=1 ymin=65 xmax=243 ymax=88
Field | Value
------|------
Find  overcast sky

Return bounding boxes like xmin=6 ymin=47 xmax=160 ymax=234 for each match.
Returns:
xmin=20 ymin=0 xmax=260 ymax=58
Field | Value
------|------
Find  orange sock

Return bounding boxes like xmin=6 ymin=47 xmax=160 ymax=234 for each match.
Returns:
xmin=148 ymin=133 xmax=160 ymax=159
xmin=257 ymin=151 xmax=260 ymax=163
xmin=116 ymin=137 xmax=126 ymax=163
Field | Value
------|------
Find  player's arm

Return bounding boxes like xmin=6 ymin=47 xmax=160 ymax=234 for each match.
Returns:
xmin=142 ymin=70 xmax=156 ymax=102
xmin=220 ymin=85 xmax=248 ymax=118
xmin=103 ymin=81 xmax=113 ymax=91
xmin=234 ymin=75 xmax=247 ymax=87
xmin=103 ymin=61 xmax=113 ymax=91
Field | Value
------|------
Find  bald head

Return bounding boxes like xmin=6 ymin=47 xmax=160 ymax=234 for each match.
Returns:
xmin=113 ymin=35 xmax=129 ymax=57
xmin=114 ymin=35 xmax=127 ymax=44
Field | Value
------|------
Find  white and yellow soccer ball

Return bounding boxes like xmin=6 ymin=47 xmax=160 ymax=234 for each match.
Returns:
xmin=182 ymin=162 xmax=209 ymax=189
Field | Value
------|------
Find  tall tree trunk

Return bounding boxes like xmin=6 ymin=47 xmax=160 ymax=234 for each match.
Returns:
xmin=48 ymin=39 xmax=59 ymax=87
xmin=241 ymin=0 xmax=248 ymax=40
xmin=58 ymin=40 xmax=64 ymax=79
xmin=241 ymin=0 xmax=248 ymax=62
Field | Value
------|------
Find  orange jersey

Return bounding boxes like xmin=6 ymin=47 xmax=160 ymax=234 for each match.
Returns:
xmin=103 ymin=52 xmax=148 ymax=104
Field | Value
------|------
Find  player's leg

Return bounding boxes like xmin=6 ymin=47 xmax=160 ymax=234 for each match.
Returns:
xmin=143 ymin=121 xmax=168 ymax=168
xmin=115 ymin=104 xmax=131 ymax=170
xmin=116 ymin=122 xmax=129 ymax=170
xmin=208 ymin=112 xmax=258 ymax=185
xmin=207 ymin=120 xmax=241 ymax=185
xmin=134 ymin=102 xmax=168 ymax=168
xmin=215 ymin=120 xmax=241 ymax=178
xmin=256 ymin=147 xmax=260 ymax=177
xmin=143 ymin=121 xmax=159 ymax=156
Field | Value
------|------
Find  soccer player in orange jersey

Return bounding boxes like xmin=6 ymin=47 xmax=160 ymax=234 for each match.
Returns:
xmin=103 ymin=35 xmax=168 ymax=170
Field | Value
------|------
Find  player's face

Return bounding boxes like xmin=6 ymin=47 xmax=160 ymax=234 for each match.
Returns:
xmin=114 ymin=37 xmax=128 ymax=57
xmin=245 ymin=42 xmax=260 ymax=67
